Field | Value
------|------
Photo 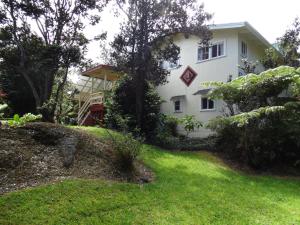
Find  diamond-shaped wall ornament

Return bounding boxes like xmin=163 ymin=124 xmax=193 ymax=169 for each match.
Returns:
xmin=180 ymin=66 xmax=197 ymax=86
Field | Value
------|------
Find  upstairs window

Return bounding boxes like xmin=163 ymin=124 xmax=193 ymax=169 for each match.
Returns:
xmin=160 ymin=59 xmax=180 ymax=70
xmin=201 ymin=97 xmax=214 ymax=110
xmin=169 ymin=59 xmax=180 ymax=69
xmin=212 ymin=42 xmax=224 ymax=58
xmin=174 ymin=100 xmax=181 ymax=112
xmin=198 ymin=41 xmax=225 ymax=62
xmin=198 ymin=46 xmax=209 ymax=61
xmin=241 ymin=41 xmax=247 ymax=56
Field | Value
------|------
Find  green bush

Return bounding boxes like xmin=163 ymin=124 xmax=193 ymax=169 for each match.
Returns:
xmin=152 ymin=114 xmax=215 ymax=151
xmin=179 ymin=115 xmax=202 ymax=137
xmin=104 ymin=75 xmax=162 ymax=140
xmin=7 ymin=113 xmax=42 ymax=127
xmin=108 ymin=132 xmax=142 ymax=173
xmin=155 ymin=135 xmax=216 ymax=151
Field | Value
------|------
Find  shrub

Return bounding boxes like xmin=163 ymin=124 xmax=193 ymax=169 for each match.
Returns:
xmin=155 ymin=135 xmax=216 ymax=151
xmin=8 ymin=113 xmax=42 ymax=127
xmin=179 ymin=115 xmax=202 ymax=137
xmin=107 ymin=131 xmax=142 ymax=173
xmin=104 ymin=75 xmax=162 ymax=140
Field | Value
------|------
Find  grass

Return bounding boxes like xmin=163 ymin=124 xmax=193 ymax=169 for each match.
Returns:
xmin=1 ymin=127 xmax=300 ymax=224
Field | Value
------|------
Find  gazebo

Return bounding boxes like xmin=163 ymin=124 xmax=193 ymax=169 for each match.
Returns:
xmin=76 ymin=65 xmax=123 ymax=126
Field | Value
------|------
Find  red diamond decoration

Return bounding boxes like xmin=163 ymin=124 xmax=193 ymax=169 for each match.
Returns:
xmin=180 ymin=66 xmax=197 ymax=86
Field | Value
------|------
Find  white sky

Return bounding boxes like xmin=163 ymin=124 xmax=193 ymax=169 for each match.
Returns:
xmin=84 ymin=0 xmax=300 ymax=63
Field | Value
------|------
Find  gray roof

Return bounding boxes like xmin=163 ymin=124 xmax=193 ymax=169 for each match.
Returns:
xmin=170 ymin=95 xmax=186 ymax=100
xmin=209 ymin=22 xmax=247 ymax=30
xmin=193 ymin=88 xmax=211 ymax=96
xmin=209 ymin=22 xmax=275 ymax=51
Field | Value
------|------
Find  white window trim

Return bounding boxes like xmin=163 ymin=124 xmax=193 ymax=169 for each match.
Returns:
xmin=200 ymin=97 xmax=216 ymax=112
xmin=197 ymin=40 xmax=226 ymax=63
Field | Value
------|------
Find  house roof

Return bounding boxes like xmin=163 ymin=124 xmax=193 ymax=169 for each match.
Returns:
xmin=209 ymin=22 xmax=278 ymax=52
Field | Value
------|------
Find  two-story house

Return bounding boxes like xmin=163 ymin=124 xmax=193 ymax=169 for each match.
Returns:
xmin=157 ymin=22 xmax=275 ymax=137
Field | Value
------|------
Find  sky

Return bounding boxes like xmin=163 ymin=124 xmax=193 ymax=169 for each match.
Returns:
xmin=84 ymin=0 xmax=300 ymax=62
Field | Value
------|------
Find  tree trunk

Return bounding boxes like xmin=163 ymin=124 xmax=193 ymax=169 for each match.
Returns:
xmin=21 ymin=71 xmax=41 ymax=109
xmin=135 ymin=73 xmax=145 ymax=131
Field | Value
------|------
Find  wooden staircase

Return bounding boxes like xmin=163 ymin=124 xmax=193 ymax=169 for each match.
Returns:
xmin=77 ymin=92 xmax=104 ymax=126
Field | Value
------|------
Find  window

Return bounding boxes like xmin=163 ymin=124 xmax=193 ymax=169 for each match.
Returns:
xmin=241 ymin=41 xmax=247 ymax=56
xmin=174 ymin=100 xmax=181 ymax=112
xmin=160 ymin=59 xmax=180 ymax=70
xmin=198 ymin=41 xmax=225 ymax=62
xmin=169 ymin=59 xmax=179 ymax=69
xmin=212 ymin=42 xmax=224 ymax=58
xmin=198 ymin=46 xmax=209 ymax=61
xmin=201 ymin=97 xmax=214 ymax=110
xmin=159 ymin=61 xmax=168 ymax=69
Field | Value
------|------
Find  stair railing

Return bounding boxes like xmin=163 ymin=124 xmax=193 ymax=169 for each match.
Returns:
xmin=77 ymin=92 xmax=104 ymax=125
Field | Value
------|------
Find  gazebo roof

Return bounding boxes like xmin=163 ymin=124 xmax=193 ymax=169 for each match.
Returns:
xmin=82 ymin=64 xmax=123 ymax=81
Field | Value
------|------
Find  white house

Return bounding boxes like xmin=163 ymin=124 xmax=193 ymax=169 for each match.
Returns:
xmin=156 ymin=22 xmax=275 ymax=137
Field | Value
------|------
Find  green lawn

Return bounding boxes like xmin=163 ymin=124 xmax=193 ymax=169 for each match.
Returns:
xmin=1 ymin=127 xmax=300 ymax=225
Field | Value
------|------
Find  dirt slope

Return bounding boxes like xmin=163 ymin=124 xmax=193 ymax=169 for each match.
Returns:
xmin=0 ymin=123 xmax=151 ymax=194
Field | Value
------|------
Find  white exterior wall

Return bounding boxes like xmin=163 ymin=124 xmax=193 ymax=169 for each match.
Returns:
xmin=238 ymin=34 xmax=266 ymax=74
xmin=157 ymin=30 xmax=240 ymax=137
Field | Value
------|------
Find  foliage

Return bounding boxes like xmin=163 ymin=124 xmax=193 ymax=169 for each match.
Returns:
xmin=158 ymin=114 xmax=179 ymax=137
xmin=152 ymin=114 xmax=179 ymax=147
xmin=105 ymin=75 xmax=162 ymax=139
xmin=2 ymin=126 xmax=300 ymax=225
xmin=7 ymin=113 xmax=42 ymax=127
xmin=152 ymin=114 xmax=212 ymax=150
xmin=206 ymin=66 xmax=300 ymax=169
xmin=0 ymin=103 xmax=8 ymax=118
xmin=203 ymin=66 xmax=299 ymax=113
xmin=107 ymin=131 xmax=142 ymax=173
xmin=238 ymin=58 xmax=259 ymax=74
xmin=109 ymin=0 xmax=212 ymax=132
xmin=0 ymin=0 xmax=107 ymax=120
xmin=154 ymin=134 xmax=216 ymax=151
xmin=43 ymin=73 xmax=79 ymax=124
xmin=260 ymin=47 xmax=284 ymax=69
xmin=179 ymin=115 xmax=203 ymax=137
xmin=261 ymin=17 xmax=300 ymax=69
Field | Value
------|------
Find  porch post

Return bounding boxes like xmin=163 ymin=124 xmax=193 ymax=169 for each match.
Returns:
xmin=104 ymin=74 xmax=107 ymax=91
xmin=91 ymin=77 xmax=95 ymax=93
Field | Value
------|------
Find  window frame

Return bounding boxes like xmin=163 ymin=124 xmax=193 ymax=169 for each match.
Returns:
xmin=200 ymin=97 xmax=215 ymax=111
xmin=197 ymin=40 xmax=226 ymax=63
xmin=241 ymin=41 xmax=248 ymax=57
xmin=174 ymin=100 xmax=182 ymax=113
xmin=168 ymin=59 xmax=180 ymax=69
xmin=198 ymin=46 xmax=209 ymax=61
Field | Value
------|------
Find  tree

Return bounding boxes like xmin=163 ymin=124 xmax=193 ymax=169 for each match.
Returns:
xmin=206 ymin=66 xmax=300 ymax=169
xmin=109 ymin=0 xmax=212 ymax=134
xmin=0 ymin=0 xmax=107 ymax=121
xmin=105 ymin=75 xmax=162 ymax=139
xmin=261 ymin=17 xmax=300 ymax=69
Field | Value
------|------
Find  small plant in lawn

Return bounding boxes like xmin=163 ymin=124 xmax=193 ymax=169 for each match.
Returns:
xmin=108 ymin=132 xmax=142 ymax=173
